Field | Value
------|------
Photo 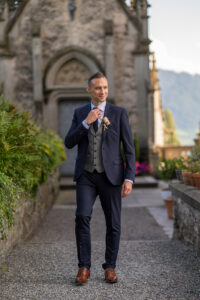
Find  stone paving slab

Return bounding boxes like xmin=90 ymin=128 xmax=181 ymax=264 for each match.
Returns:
xmin=57 ymin=187 xmax=164 ymax=207
xmin=29 ymin=206 xmax=168 ymax=242
xmin=0 ymin=241 xmax=200 ymax=300
xmin=148 ymin=207 xmax=173 ymax=238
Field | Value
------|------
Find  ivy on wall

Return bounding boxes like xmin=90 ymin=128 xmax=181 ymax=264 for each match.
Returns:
xmin=0 ymin=96 xmax=66 ymax=239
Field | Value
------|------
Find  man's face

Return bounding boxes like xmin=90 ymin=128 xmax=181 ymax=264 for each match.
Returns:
xmin=86 ymin=77 xmax=108 ymax=104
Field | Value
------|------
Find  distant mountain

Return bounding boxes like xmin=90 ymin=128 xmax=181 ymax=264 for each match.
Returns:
xmin=158 ymin=69 xmax=200 ymax=145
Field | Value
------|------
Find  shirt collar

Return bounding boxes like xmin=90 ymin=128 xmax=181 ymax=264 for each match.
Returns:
xmin=91 ymin=101 xmax=106 ymax=112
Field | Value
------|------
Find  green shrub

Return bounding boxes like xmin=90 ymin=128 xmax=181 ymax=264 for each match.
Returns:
xmin=187 ymin=145 xmax=200 ymax=173
xmin=133 ymin=132 xmax=140 ymax=161
xmin=155 ymin=157 xmax=185 ymax=181
xmin=0 ymin=96 xmax=66 ymax=238
xmin=190 ymin=145 xmax=200 ymax=164
xmin=121 ymin=132 xmax=140 ymax=162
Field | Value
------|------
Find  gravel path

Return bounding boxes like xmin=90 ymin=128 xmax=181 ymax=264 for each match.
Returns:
xmin=0 ymin=187 xmax=200 ymax=300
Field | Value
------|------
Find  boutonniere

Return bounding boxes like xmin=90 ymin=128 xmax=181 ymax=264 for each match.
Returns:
xmin=102 ymin=116 xmax=111 ymax=131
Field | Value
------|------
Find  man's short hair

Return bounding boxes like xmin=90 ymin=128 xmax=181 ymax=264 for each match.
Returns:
xmin=88 ymin=72 xmax=106 ymax=87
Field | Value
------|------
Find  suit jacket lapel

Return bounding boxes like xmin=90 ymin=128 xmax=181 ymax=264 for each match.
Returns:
xmin=102 ymin=101 xmax=111 ymax=141
xmin=82 ymin=103 xmax=91 ymax=118
xmin=80 ymin=103 xmax=91 ymax=139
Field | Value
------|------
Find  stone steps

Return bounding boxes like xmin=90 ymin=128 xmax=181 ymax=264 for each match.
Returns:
xmin=60 ymin=176 xmax=158 ymax=189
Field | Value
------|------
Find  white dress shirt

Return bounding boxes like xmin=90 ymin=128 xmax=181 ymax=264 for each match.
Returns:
xmin=82 ymin=101 xmax=133 ymax=185
xmin=82 ymin=101 xmax=106 ymax=129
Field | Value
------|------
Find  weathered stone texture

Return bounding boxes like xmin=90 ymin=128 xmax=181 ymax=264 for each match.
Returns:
xmin=0 ymin=170 xmax=59 ymax=264
xmin=11 ymin=6 xmax=34 ymax=113
xmin=1 ymin=0 xmax=151 ymax=160
xmin=6 ymin=0 xmax=139 ymax=121
xmin=55 ymin=59 xmax=90 ymax=85
xmin=171 ymin=183 xmax=200 ymax=255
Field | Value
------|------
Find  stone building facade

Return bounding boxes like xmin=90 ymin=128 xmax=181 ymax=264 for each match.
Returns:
xmin=0 ymin=0 xmax=152 ymax=177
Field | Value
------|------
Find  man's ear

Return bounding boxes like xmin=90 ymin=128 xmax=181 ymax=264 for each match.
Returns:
xmin=86 ymin=87 xmax=90 ymax=93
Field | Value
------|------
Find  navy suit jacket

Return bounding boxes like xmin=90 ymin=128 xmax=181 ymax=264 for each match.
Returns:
xmin=65 ymin=102 xmax=135 ymax=186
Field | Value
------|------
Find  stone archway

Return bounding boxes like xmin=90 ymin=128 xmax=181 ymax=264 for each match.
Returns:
xmin=43 ymin=49 xmax=103 ymax=177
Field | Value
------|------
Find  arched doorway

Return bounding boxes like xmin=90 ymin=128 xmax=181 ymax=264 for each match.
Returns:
xmin=44 ymin=49 xmax=103 ymax=178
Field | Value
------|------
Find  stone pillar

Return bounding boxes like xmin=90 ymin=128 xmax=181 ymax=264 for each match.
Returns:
xmin=32 ymin=23 xmax=43 ymax=121
xmin=133 ymin=1 xmax=151 ymax=161
xmin=134 ymin=53 xmax=149 ymax=161
xmin=0 ymin=1 xmax=9 ymax=45
xmin=148 ymin=86 xmax=155 ymax=147
xmin=104 ymin=20 xmax=114 ymax=101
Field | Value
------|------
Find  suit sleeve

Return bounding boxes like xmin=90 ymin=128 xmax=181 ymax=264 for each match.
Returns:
xmin=120 ymin=109 xmax=135 ymax=183
xmin=64 ymin=109 xmax=89 ymax=149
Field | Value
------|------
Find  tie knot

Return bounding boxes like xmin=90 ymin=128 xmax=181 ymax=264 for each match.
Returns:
xmin=93 ymin=106 xmax=98 ymax=110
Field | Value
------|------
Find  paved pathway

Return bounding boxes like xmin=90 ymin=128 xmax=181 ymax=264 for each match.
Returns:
xmin=0 ymin=187 xmax=200 ymax=300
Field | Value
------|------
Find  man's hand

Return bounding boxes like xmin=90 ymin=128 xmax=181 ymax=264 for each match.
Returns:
xmin=122 ymin=181 xmax=133 ymax=198
xmin=85 ymin=109 xmax=101 ymax=125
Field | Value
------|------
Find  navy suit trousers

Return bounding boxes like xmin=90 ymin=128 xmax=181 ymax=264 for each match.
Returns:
xmin=75 ymin=170 xmax=122 ymax=270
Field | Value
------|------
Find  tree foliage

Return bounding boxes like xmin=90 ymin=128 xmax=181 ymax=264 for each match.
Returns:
xmin=164 ymin=109 xmax=180 ymax=145
xmin=133 ymin=132 xmax=140 ymax=162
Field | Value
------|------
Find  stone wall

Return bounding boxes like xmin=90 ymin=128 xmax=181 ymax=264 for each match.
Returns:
xmin=3 ymin=0 xmax=139 ymax=128
xmin=170 ymin=183 xmax=200 ymax=255
xmin=0 ymin=0 xmax=151 ymax=160
xmin=0 ymin=169 xmax=59 ymax=264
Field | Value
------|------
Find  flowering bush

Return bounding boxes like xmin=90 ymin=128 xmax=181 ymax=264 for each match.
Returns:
xmin=135 ymin=161 xmax=152 ymax=176
xmin=155 ymin=157 xmax=185 ymax=180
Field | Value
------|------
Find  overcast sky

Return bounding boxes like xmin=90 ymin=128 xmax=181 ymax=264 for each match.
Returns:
xmin=148 ymin=0 xmax=200 ymax=75
xmin=126 ymin=0 xmax=200 ymax=75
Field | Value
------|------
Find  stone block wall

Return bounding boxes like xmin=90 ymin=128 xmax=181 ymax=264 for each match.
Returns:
xmin=0 ymin=0 xmax=151 ymax=160
xmin=3 ymin=0 xmax=138 ymax=118
xmin=170 ymin=183 xmax=200 ymax=255
xmin=0 ymin=169 xmax=59 ymax=264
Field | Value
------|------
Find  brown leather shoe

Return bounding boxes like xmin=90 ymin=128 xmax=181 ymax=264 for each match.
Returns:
xmin=105 ymin=268 xmax=118 ymax=283
xmin=75 ymin=267 xmax=90 ymax=284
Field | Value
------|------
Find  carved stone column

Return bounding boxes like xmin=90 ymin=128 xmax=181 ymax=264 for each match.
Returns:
xmin=0 ymin=1 xmax=9 ymax=45
xmin=32 ymin=23 xmax=43 ymax=120
xmin=104 ymin=20 xmax=114 ymax=101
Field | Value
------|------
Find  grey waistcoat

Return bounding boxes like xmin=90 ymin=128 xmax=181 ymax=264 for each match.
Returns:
xmin=84 ymin=122 xmax=105 ymax=173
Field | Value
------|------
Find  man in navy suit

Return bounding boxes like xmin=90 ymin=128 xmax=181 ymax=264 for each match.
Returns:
xmin=65 ymin=72 xmax=135 ymax=284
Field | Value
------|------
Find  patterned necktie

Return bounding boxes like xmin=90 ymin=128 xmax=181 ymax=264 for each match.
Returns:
xmin=93 ymin=107 xmax=98 ymax=133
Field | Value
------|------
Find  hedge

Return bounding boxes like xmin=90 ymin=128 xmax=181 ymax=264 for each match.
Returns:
xmin=0 ymin=96 xmax=66 ymax=239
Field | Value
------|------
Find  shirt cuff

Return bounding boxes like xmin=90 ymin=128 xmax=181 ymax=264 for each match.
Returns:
xmin=124 ymin=179 xmax=133 ymax=184
xmin=82 ymin=120 xmax=90 ymax=129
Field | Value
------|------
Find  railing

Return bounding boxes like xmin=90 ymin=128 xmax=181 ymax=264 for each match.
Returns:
xmin=157 ymin=145 xmax=193 ymax=160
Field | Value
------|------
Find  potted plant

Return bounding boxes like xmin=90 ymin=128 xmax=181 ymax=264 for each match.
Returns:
xmin=164 ymin=197 xmax=174 ymax=219
xmin=193 ymin=172 xmax=200 ymax=190
xmin=189 ymin=161 xmax=199 ymax=187
xmin=188 ymin=146 xmax=200 ymax=189
xmin=191 ymin=162 xmax=200 ymax=190
xmin=175 ymin=157 xmax=185 ymax=183
xmin=182 ymin=168 xmax=192 ymax=185
xmin=155 ymin=158 xmax=179 ymax=219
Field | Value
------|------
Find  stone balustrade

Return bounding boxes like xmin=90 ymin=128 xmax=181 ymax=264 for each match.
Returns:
xmin=170 ymin=182 xmax=200 ymax=255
